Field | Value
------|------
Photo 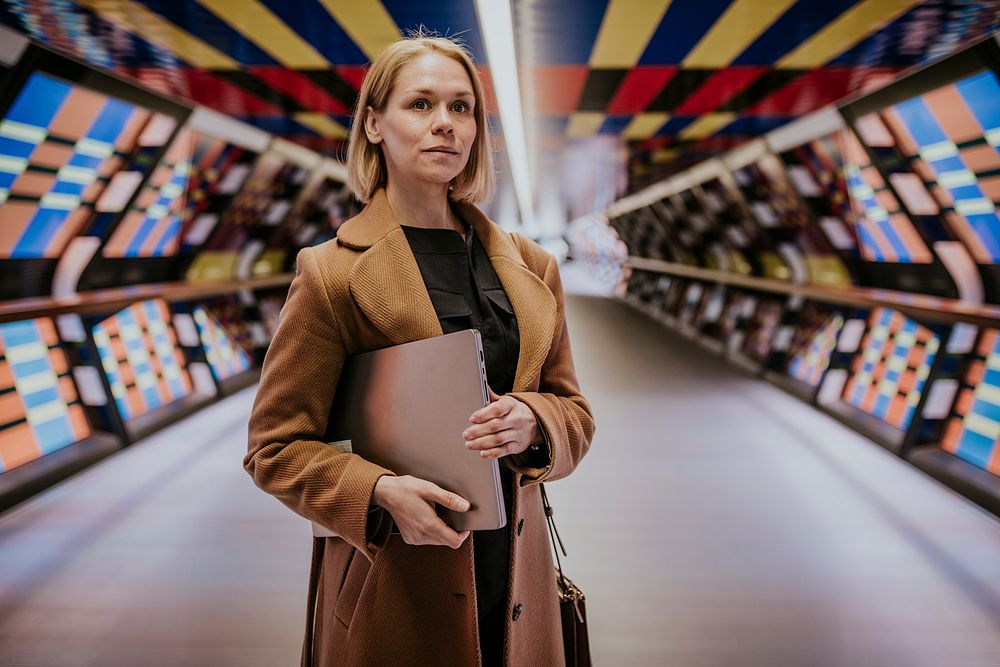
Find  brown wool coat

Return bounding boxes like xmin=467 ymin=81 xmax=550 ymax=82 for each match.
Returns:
xmin=245 ymin=189 xmax=595 ymax=666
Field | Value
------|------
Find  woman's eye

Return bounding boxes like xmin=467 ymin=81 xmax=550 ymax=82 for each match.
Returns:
xmin=412 ymin=100 xmax=430 ymax=110
xmin=453 ymin=102 xmax=469 ymax=113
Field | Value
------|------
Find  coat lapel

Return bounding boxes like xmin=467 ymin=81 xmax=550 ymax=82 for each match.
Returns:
xmin=337 ymin=190 xmax=557 ymax=390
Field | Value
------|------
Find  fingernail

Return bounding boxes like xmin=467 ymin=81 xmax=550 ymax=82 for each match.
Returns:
xmin=460 ymin=500 xmax=470 ymax=511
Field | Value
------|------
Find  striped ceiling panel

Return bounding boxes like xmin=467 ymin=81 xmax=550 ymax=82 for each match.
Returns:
xmin=517 ymin=0 xmax=1000 ymax=186
xmin=0 ymin=0 xmax=997 ymax=186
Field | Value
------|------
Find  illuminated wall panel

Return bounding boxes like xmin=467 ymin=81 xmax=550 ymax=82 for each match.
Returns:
xmin=0 ymin=318 xmax=90 ymax=473
xmin=193 ymin=305 xmax=252 ymax=382
xmin=0 ymin=72 xmax=151 ymax=258
xmin=103 ymin=128 xmax=192 ymax=258
xmin=842 ymin=307 xmax=939 ymax=429
xmin=882 ymin=70 xmax=1000 ymax=264
xmin=93 ymin=299 xmax=192 ymax=421
xmin=743 ymin=300 xmax=783 ymax=361
xmin=941 ymin=329 xmax=1000 ymax=475
xmin=843 ymin=128 xmax=933 ymax=264
xmin=788 ymin=311 xmax=844 ymax=387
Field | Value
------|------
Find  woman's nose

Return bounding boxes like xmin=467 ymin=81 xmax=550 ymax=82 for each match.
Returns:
xmin=431 ymin=107 xmax=454 ymax=135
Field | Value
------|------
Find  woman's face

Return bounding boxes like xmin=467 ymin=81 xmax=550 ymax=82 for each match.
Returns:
xmin=366 ymin=52 xmax=478 ymax=189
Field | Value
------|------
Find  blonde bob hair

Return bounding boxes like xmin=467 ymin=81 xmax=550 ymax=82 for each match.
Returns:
xmin=347 ymin=35 xmax=495 ymax=204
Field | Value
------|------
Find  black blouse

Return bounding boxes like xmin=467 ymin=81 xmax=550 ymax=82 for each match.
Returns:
xmin=401 ymin=222 xmax=519 ymax=618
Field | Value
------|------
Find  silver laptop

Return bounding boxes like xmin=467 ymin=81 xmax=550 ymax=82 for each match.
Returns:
xmin=312 ymin=329 xmax=506 ymax=537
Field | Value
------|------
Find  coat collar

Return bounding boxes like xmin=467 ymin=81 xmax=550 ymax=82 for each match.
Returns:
xmin=339 ymin=189 xmax=557 ymax=391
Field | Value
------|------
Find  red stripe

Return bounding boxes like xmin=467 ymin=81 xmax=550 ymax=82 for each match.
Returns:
xmin=248 ymin=66 xmax=350 ymax=114
xmin=745 ymin=68 xmax=900 ymax=117
xmin=674 ymin=67 xmax=767 ymax=115
xmin=606 ymin=67 xmax=676 ymax=114
xmin=533 ymin=66 xmax=589 ymax=114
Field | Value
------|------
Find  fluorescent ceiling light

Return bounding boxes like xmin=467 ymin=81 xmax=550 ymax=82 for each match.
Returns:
xmin=474 ymin=0 xmax=534 ymax=227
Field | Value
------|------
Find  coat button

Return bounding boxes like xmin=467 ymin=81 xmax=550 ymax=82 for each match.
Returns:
xmin=516 ymin=519 xmax=524 ymax=535
xmin=512 ymin=603 xmax=523 ymax=621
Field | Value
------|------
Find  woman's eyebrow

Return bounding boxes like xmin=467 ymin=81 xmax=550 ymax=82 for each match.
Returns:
xmin=405 ymin=88 xmax=474 ymax=97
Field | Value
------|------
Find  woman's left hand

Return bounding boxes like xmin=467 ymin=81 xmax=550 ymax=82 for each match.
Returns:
xmin=463 ymin=388 xmax=541 ymax=459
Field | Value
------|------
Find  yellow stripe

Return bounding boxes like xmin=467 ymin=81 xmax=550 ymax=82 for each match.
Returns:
xmin=194 ymin=0 xmax=328 ymax=68
xmin=75 ymin=0 xmax=239 ymax=69
xmin=566 ymin=113 xmax=605 ymax=138
xmin=977 ymin=383 xmax=1000 ymax=406
xmin=317 ymin=0 xmax=402 ymax=62
xmin=294 ymin=113 xmax=348 ymax=139
xmin=589 ymin=0 xmax=673 ymax=68
xmin=652 ymin=148 xmax=679 ymax=163
xmin=684 ymin=0 xmax=798 ymax=68
xmin=623 ymin=113 xmax=669 ymax=140
xmin=965 ymin=412 xmax=1000 ymax=441
xmin=679 ymin=112 xmax=735 ymax=140
xmin=777 ymin=0 xmax=923 ymax=69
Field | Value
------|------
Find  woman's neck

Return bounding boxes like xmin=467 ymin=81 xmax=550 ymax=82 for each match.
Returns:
xmin=385 ymin=180 xmax=463 ymax=233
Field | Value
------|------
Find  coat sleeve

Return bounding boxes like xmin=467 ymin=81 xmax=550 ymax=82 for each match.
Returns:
xmin=507 ymin=247 xmax=595 ymax=485
xmin=244 ymin=246 xmax=394 ymax=559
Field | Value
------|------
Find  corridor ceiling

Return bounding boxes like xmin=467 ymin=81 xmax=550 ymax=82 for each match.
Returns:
xmin=1 ymin=0 xmax=998 ymax=213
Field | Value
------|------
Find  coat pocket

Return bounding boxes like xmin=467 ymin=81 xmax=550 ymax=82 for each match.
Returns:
xmin=334 ymin=548 xmax=371 ymax=628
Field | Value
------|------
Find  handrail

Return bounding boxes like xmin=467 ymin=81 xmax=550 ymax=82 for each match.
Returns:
xmin=627 ymin=256 xmax=1000 ymax=328
xmin=0 ymin=274 xmax=295 ymax=324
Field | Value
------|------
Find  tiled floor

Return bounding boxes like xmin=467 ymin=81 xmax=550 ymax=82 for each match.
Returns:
xmin=1 ymin=292 xmax=999 ymax=666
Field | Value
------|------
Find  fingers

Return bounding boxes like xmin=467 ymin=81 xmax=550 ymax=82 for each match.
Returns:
xmin=478 ymin=439 xmax=519 ymax=459
xmin=469 ymin=395 xmax=514 ymax=424
xmin=421 ymin=480 xmax=470 ymax=512
xmin=464 ymin=428 xmax=518 ymax=453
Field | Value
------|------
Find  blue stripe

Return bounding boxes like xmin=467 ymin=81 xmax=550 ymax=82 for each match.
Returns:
xmin=258 ymin=0 xmax=368 ymax=65
xmin=967 ymin=213 xmax=1000 ymax=260
xmin=67 ymin=153 xmax=104 ymax=170
xmin=5 ymin=73 xmax=70 ymax=128
xmin=970 ymin=396 xmax=1000 ymax=424
xmin=0 ymin=320 xmax=40 ymax=347
xmin=872 ymin=393 xmax=890 ymax=419
xmin=141 ymin=384 xmax=162 ymax=408
xmin=894 ymin=97 xmax=946 ymax=146
xmin=639 ymin=0 xmax=733 ymax=65
xmin=984 ymin=367 xmax=1000 ymax=388
xmin=531 ymin=0 xmax=608 ymax=64
xmin=33 ymin=417 xmax=75 ymax=455
xmin=957 ymin=70 xmax=1000 ymax=132
xmin=875 ymin=219 xmax=910 ymax=261
xmin=11 ymin=356 xmax=50 ymax=378
xmin=11 ymin=208 xmax=71 ymax=258
xmin=21 ymin=386 xmax=61 ymax=410
xmin=50 ymin=179 xmax=86 ymax=197
xmin=86 ymin=99 xmax=136 ymax=143
xmin=950 ymin=183 xmax=986 ymax=202
xmin=716 ymin=117 xmax=793 ymax=136
xmin=153 ymin=217 xmax=181 ymax=256
xmin=138 ymin=0 xmax=278 ymax=65
xmin=928 ymin=156 xmax=966 ymax=174
xmin=0 ymin=172 xmax=17 ymax=189
xmin=597 ymin=116 xmax=633 ymax=134
xmin=114 ymin=395 xmax=130 ymax=420
xmin=856 ymin=222 xmax=884 ymax=261
xmin=125 ymin=215 xmax=159 ymax=256
xmin=381 ymin=0 xmax=488 ymax=65
xmin=733 ymin=0 xmax=858 ymax=65
xmin=955 ymin=428 xmax=995 ymax=470
xmin=0 ymin=135 xmax=37 ymax=159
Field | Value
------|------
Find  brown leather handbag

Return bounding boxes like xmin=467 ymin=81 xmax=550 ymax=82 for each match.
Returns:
xmin=540 ymin=484 xmax=591 ymax=667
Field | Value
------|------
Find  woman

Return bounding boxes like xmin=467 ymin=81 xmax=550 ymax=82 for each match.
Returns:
xmin=245 ymin=34 xmax=594 ymax=667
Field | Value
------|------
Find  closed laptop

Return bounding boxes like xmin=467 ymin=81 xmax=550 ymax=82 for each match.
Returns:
xmin=312 ymin=329 xmax=506 ymax=537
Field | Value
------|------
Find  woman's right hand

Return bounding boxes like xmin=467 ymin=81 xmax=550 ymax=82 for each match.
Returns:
xmin=373 ymin=475 xmax=471 ymax=549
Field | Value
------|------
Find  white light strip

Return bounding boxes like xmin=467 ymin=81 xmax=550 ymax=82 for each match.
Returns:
xmin=474 ymin=0 xmax=534 ymax=227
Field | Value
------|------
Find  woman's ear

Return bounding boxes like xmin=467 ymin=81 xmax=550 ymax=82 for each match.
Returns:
xmin=364 ymin=106 xmax=381 ymax=144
